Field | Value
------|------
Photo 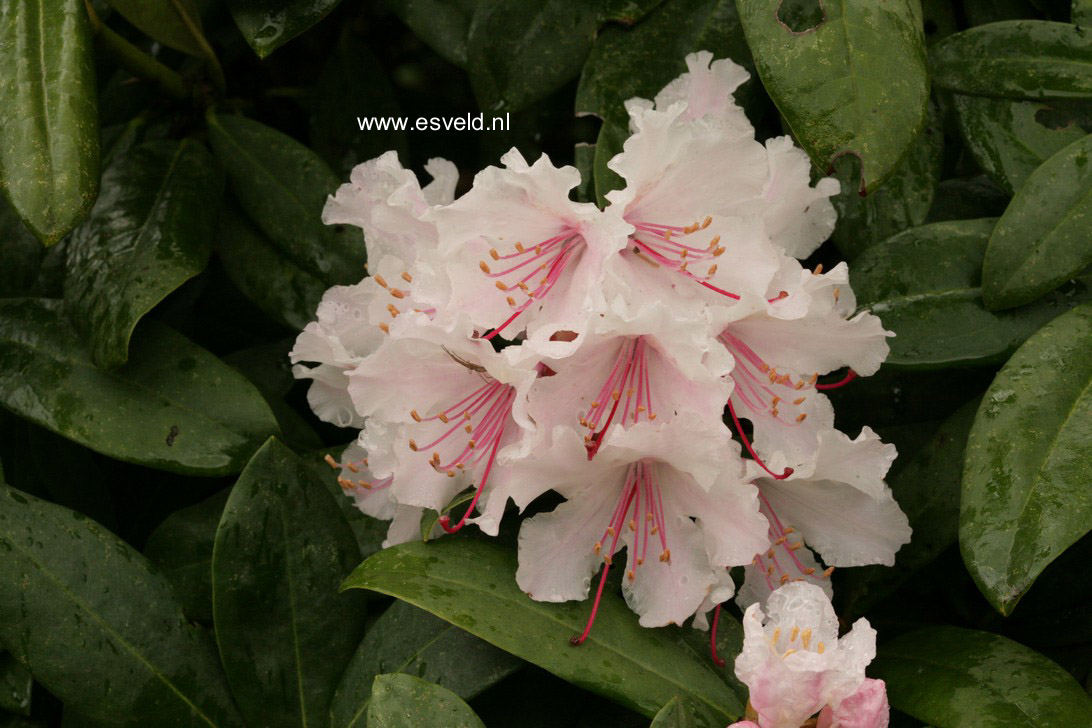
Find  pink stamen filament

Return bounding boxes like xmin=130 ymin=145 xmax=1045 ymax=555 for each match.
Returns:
xmin=711 ymin=604 xmax=726 ymax=667
xmin=584 ymin=338 xmax=654 ymax=458
xmin=572 ymin=461 xmax=669 ymax=645
xmin=727 ymin=400 xmax=793 ymax=480
xmin=816 ymin=369 xmax=857 ymax=390
xmin=481 ymin=233 xmax=583 ymax=340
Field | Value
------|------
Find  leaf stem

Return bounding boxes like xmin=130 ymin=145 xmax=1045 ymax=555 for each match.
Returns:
xmin=81 ymin=0 xmax=191 ymax=102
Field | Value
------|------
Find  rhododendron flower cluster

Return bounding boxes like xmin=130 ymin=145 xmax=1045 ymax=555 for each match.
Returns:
xmin=291 ymin=52 xmax=911 ymax=639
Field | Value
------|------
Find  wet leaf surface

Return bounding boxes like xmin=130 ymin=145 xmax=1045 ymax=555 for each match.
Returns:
xmin=367 ymin=673 xmax=484 ymax=728
xmin=961 ymin=303 xmax=1092 ymax=614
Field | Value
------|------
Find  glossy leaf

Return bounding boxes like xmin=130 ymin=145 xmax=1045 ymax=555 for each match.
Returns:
xmin=386 ymin=0 xmax=479 ymax=67
xmin=144 ymin=489 xmax=230 ymax=623
xmin=207 ymin=112 xmax=362 ymax=286
xmin=366 ymin=674 xmax=484 ymax=728
xmin=0 ymin=298 xmax=278 ymax=476
xmin=830 ymin=103 xmax=943 ymax=259
xmin=304 ymin=446 xmax=389 ymax=561
xmin=0 ymin=484 xmax=242 ymax=727
xmin=851 ymin=219 xmax=1092 ymax=368
xmin=226 ymin=0 xmax=343 ymax=58
xmin=872 ymin=626 xmax=1092 ymax=725
xmin=0 ymin=195 xmax=45 ymax=298
xmin=215 ymin=206 xmax=326 ymax=331
xmin=466 ymin=1 xmax=599 ymax=112
xmin=961 ymin=303 xmax=1092 ymax=614
xmin=983 ymin=133 xmax=1092 ymax=310
xmin=0 ymin=652 xmax=31 ymax=716
xmin=0 ymin=0 xmax=99 ymax=245
xmin=931 ymin=21 xmax=1092 ymax=100
xmin=329 ymin=600 xmax=523 ymax=728
xmin=578 ymin=0 xmax=760 ymax=204
xmin=342 ymin=539 xmax=743 ymax=726
xmin=106 ymin=0 xmax=210 ymax=57
xmin=650 ymin=697 xmax=698 ymax=728
xmin=836 ymin=398 xmax=979 ymax=616
xmin=736 ymin=0 xmax=928 ymax=191
xmin=310 ymin=30 xmax=407 ymax=178
xmin=64 ymin=139 xmax=223 ymax=369
xmin=953 ymin=95 xmax=1089 ymax=195
xmin=212 ymin=438 xmax=366 ymax=728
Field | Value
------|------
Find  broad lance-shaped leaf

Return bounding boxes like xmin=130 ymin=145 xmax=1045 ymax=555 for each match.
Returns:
xmin=953 ymin=96 xmax=1089 ymax=196
xmin=872 ymin=626 xmax=1092 ymax=726
xmin=961 ymin=303 xmax=1092 ymax=615
xmin=983 ymin=133 xmax=1092 ymax=310
xmin=851 ymin=219 xmax=1092 ymax=368
xmin=329 ymin=600 xmax=523 ymax=728
xmin=0 ymin=0 xmax=99 ymax=245
xmin=830 ymin=102 xmax=943 ymax=259
xmin=215 ymin=206 xmax=326 ymax=331
xmin=367 ymin=674 xmax=484 ymax=728
xmin=212 ymin=439 xmax=366 ymax=728
xmin=207 ymin=112 xmax=362 ymax=287
xmin=386 ymin=0 xmax=477 ymax=67
xmin=578 ymin=0 xmax=761 ymax=205
xmin=651 ymin=697 xmax=699 ymax=728
xmin=65 ymin=139 xmax=223 ymax=369
xmin=931 ymin=21 xmax=1092 ymax=100
xmin=342 ymin=539 xmax=743 ymax=726
xmin=0 ymin=483 xmax=243 ymax=727
xmin=144 ymin=489 xmax=230 ymax=624
xmin=226 ymin=0 xmax=344 ymax=58
xmin=0 ymin=298 xmax=279 ymax=476
xmin=736 ymin=0 xmax=928 ymax=191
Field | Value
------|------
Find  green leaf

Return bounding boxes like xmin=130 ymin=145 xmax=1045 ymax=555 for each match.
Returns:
xmin=961 ymin=303 xmax=1092 ymax=614
xmin=830 ymin=102 xmax=943 ymax=259
xmin=650 ymin=696 xmax=698 ymax=728
xmin=215 ymin=206 xmax=326 ymax=331
xmin=329 ymin=600 xmax=523 ymax=728
xmin=466 ymin=0 xmax=599 ymax=112
xmin=310 ymin=29 xmax=407 ymax=178
xmin=0 ymin=484 xmax=243 ymax=728
xmin=872 ymin=626 xmax=1092 ymax=726
xmin=342 ymin=539 xmax=743 ymax=726
xmin=386 ymin=0 xmax=479 ymax=68
xmin=144 ymin=489 xmax=230 ymax=623
xmin=925 ymin=176 xmax=1011 ymax=223
xmin=736 ymin=0 xmax=928 ymax=191
xmin=212 ymin=439 xmax=366 ymax=728
xmin=106 ymin=0 xmax=210 ymax=57
xmin=578 ymin=0 xmax=761 ymax=204
xmin=0 ymin=298 xmax=278 ymax=476
xmin=1077 ymin=0 xmax=1092 ymax=26
xmin=206 ymin=112 xmax=363 ymax=287
xmin=953 ymin=96 xmax=1090 ymax=195
xmin=931 ymin=21 xmax=1092 ymax=100
xmin=226 ymin=0 xmax=343 ymax=58
xmin=0 ymin=195 xmax=45 ymax=298
xmin=851 ymin=219 xmax=1092 ymax=368
xmin=0 ymin=652 xmax=31 ymax=716
xmin=366 ymin=674 xmax=484 ymax=728
xmin=0 ymin=0 xmax=99 ymax=245
xmin=836 ymin=398 xmax=979 ymax=616
xmin=64 ymin=139 xmax=223 ymax=369
xmin=983 ymin=133 xmax=1092 ymax=310
xmin=303 ymin=446 xmax=390 ymax=561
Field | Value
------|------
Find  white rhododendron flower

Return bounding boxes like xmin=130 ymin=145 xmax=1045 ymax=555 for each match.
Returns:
xmin=730 ymin=582 xmax=889 ymax=728
xmin=293 ymin=49 xmax=909 ymax=647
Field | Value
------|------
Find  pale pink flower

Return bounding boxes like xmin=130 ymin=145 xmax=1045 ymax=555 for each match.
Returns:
xmin=733 ymin=582 xmax=888 ymax=728
xmin=434 ymin=149 xmax=631 ymax=358
xmin=510 ymin=418 xmax=768 ymax=630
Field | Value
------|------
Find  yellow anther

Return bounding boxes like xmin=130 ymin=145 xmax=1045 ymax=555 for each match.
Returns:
xmin=411 ymin=409 xmax=421 ymax=422
xmin=438 ymin=413 xmax=449 ymax=423
xmin=822 ymin=566 xmax=835 ymax=577
xmin=446 ymin=470 xmax=456 ymax=477
xmin=817 ymin=642 xmax=825 ymax=654
xmin=479 ymin=261 xmax=491 ymax=273
xmin=464 ymin=424 xmax=473 ymax=433
xmin=707 ymin=264 xmax=718 ymax=276
xmin=401 ymin=271 xmax=413 ymax=282
xmin=324 ymin=454 xmax=339 ymax=469
xmin=390 ymin=288 xmax=406 ymax=299
xmin=801 ymin=629 xmax=812 ymax=650
xmin=628 ymin=519 xmax=636 ymax=532
xmin=813 ymin=264 xmax=824 ymax=275
xmin=378 ymin=322 xmax=390 ymax=333
xmin=796 ymin=413 xmax=808 ymax=423
xmin=408 ymin=439 xmax=418 ymax=451
xmin=506 ymin=296 xmax=517 ymax=306
xmin=627 ymin=569 xmax=636 ymax=582
xmin=346 ymin=462 xmax=359 ymax=473
xmin=659 ymin=549 xmax=671 ymax=563
xmin=790 ymin=626 xmax=800 ymax=642
xmin=468 ymin=439 xmax=476 ymax=449
xmin=701 ymin=216 xmax=712 ymax=229
xmin=496 ymin=281 xmax=508 ymax=291
xmin=490 ymin=248 xmax=500 ymax=260
xmin=594 ymin=542 xmax=602 ymax=555
xmin=515 ymin=242 xmax=525 ymax=253
xmin=387 ymin=304 xmax=400 ymax=317
xmin=374 ymin=275 xmax=388 ymax=288
xmin=793 ymin=397 xmax=806 ymax=405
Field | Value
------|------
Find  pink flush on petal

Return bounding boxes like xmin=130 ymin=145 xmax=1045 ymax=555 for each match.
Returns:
xmin=478 ymin=228 xmax=585 ymax=340
xmin=571 ymin=459 xmax=672 ymax=645
xmin=406 ymin=373 xmax=518 ymax=533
